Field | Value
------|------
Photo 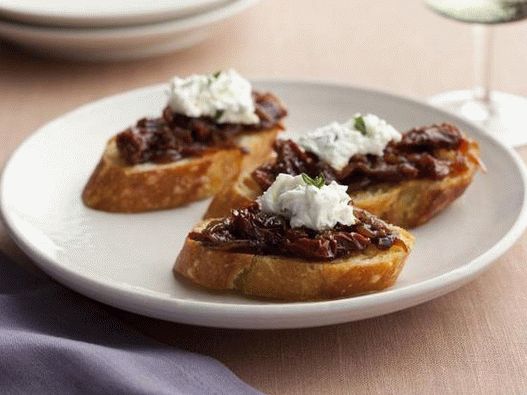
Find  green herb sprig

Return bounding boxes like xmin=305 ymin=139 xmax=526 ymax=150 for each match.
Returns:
xmin=301 ymin=173 xmax=325 ymax=188
xmin=354 ymin=115 xmax=368 ymax=135
xmin=214 ymin=109 xmax=224 ymax=121
xmin=209 ymin=71 xmax=222 ymax=85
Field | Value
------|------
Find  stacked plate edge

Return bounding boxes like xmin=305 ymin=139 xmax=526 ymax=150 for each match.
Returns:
xmin=0 ymin=0 xmax=260 ymax=61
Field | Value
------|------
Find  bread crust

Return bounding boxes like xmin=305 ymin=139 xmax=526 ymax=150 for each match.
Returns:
xmin=82 ymin=127 xmax=280 ymax=213
xmin=204 ymin=140 xmax=481 ymax=228
xmin=204 ymin=169 xmax=263 ymax=219
xmin=174 ymin=220 xmax=414 ymax=301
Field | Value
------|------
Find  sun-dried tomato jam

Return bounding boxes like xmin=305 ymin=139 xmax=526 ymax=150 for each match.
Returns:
xmin=252 ymin=123 xmax=471 ymax=191
xmin=189 ymin=204 xmax=402 ymax=261
xmin=116 ymin=91 xmax=287 ymax=165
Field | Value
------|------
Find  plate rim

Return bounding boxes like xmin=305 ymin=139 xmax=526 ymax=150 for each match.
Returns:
xmin=0 ymin=0 xmax=233 ymax=28
xmin=0 ymin=0 xmax=260 ymax=39
xmin=2 ymin=79 xmax=527 ymax=329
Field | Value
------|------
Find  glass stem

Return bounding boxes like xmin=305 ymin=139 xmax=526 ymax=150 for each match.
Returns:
xmin=472 ymin=24 xmax=492 ymax=103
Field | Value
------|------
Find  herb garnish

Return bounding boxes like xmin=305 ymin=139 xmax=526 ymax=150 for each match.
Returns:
xmin=212 ymin=70 xmax=221 ymax=78
xmin=302 ymin=173 xmax=325 ymax=188
xmin=354 ymin=115 xmax=368 ymax=135
xmin=214 ymin=109 xmax=224 ymax=121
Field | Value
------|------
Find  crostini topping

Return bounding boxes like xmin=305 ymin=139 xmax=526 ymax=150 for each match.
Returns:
xmin=253 ymin=123 xmax=469 ymax=191
xmin=297 ymin=114 xmax=402 ymax=171
xmin=116 ymin=91 xmax=287 ymax=165
xmin=189 ymin=204 xmax=399 ymax=261
xmin=258 ymin=174 xmax=356 ymax=231
xmin=168 ymin=69 xmax=259 ymax=125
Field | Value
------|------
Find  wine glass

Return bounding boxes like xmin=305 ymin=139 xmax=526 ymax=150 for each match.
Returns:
xmin=425 ymin=0 xmax=527 ymax=147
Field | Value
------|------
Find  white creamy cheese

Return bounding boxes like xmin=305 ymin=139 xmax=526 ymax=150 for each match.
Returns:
xmin=297 ymin=114 xmax=402 ymax=171
xmin=257 ymin=174 xmax=356 ymax=231
xmin=167 ymin=69 xmax=259 ymax=125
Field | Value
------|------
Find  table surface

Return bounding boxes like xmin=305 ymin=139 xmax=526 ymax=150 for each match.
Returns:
xmin=1 ymin=1 xmax=527 ymax=393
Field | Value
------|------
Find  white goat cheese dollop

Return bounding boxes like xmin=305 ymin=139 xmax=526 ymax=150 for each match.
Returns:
xmin=167 ymin=69 xmax=259 ymax=125
xmin=257 ymin=174 xmax=356 ymax=231
xmin=297 ymin=114 xmax=401 ymax=171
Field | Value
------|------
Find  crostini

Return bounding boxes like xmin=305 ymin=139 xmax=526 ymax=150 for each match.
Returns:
xmin=82 ymin=69 xmax=287 ymax=213
xmin=175 ymin=173 xmax=414 ymax=301
xmin=205 ymin=115 xmax=482 ymax=228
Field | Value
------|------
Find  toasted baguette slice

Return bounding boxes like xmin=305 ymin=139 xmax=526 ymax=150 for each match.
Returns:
xmin=205 ymin=141 xmax=480 ymax=228
xmin=82 ymin=127 xmax=280 ymax=213
xmin=204 ymin=167 xmax=263 ymax=219
xmin=174 ymin=219 xmax=414 ymax=301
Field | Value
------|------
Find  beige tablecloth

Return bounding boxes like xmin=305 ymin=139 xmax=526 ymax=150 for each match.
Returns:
xmin=1 ymin=1 xmax=526 ymax=393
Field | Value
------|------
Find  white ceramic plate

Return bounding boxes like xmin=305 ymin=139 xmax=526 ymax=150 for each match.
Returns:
xmin=0 ymin=0 xmax=230 ymax=28
xmin=2 ymin=81 xmax=526 ymax=329
xmin=0 ymin=0 xmax=259 ymax=61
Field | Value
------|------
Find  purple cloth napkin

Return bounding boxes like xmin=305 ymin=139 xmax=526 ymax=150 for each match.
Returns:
xmin=0 ymin=253 xmax=261 ymax=395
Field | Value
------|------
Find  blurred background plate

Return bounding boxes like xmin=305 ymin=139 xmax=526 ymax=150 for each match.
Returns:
xmin=0 ymin=0 xmax=231 ymax=28
xmin=0 ymin=0 xmax=260 ymax=61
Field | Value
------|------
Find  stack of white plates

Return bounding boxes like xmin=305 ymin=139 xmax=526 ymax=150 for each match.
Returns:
xmin=0 ymin=0 xmax=259 ymax=61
